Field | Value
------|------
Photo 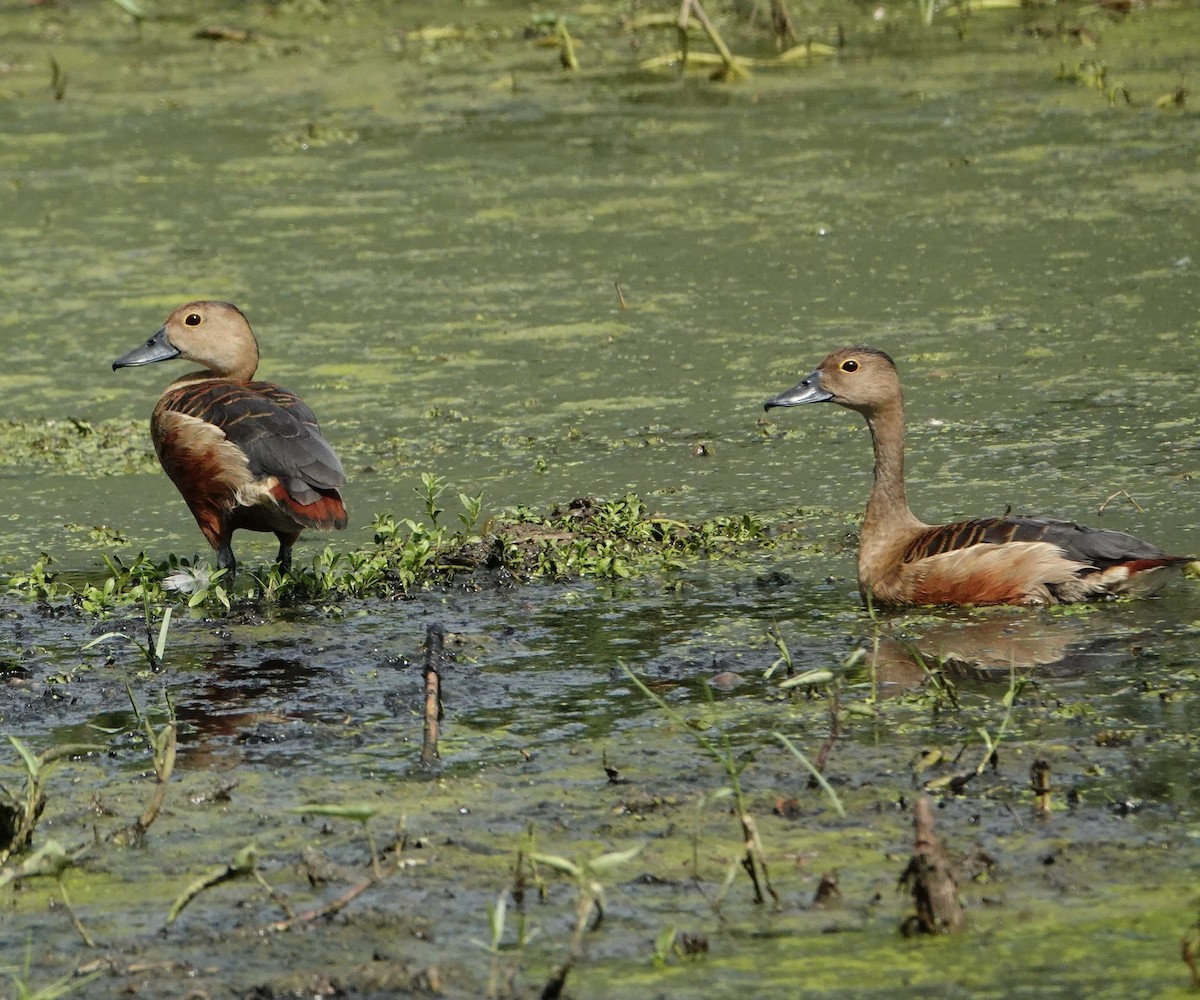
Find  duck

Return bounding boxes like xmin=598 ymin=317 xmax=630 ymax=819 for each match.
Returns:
xmin=763 ymin=346 xmax=1192 ymax=607
xmin=113 ymin=301 xmax=348 ymax=576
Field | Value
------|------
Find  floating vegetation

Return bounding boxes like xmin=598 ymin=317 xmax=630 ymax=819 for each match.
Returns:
xmin=5 ymin=477 xmax=785 ymax=617
xmin=0 ymin=419 xmax=151 ymax=476
xmin=270 ymin=121 xmax=362 ymax=152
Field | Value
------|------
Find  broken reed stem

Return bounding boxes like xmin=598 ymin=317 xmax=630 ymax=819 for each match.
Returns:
xmin=166 ymin=847 xmax=261 ymax=927
xmin=813 ymin=687 xmax=841 ymax=775
xmin=621 ymin=664 xmax=778 ymax=906
xmin=421 ymin=623 xmax=445 ymax=767
xmin=541 ymin=959 xmax=572 ymax=1000
xmin=1098 ymin=488 xmax=1143 ymax=515
xmin=569 ymin=892 xmax=601 ymax=956
xmin=1030 ymin=759 xmax=1052 ymax=817
xmin=770 ymin=0 xmax=798 ymax=49
xmin=900 ymin=796 xmax=965 ymax=934
xmin=253 ymin=869 xmax=295 ymax=919
xmin=678 ymin=0 xmax=741 ymax=77
xmin=556 ymin=19 xmax=578 ymax=70
xmin=1182 ymin=929 xmax=1200 ymax=989
xmin=738 ymin=813 xmax=778 ymax=908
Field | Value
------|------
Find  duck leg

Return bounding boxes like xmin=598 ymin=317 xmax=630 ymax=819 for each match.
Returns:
xmin=275 ymin=531 xmax=301 ymax=572
xmin=215 ymin=539 xmax=237 ymax=577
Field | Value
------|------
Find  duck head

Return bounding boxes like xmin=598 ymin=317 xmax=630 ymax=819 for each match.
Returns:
xmin=764 ymin=345 xmax=900 ymax=418
xmin=113 ymin=301 xmax=261 ymax=382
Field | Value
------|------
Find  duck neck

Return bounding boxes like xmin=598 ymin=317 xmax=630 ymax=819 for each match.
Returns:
xmin=172 ymin=363 xmax=255 ymax=386
xmin=862 ymin=402 xmax=921 ymax=536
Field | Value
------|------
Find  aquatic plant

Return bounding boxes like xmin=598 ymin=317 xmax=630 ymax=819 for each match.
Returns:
xmin=652 ymin=923 xmax=708 ymax=966
xmin=85 ymin=594 xmax=174 ymax=671
xmin=1 ymin=939 xmax=100 ymax=1000
xmin=622 ymin=665 xmax=778 ymax=909
xmin=5 ymin=488 xmax=780 ymax=616
xmin=473 ymin=830 xmax=542 ymax=999
xmin=0 ymin=738 xmax=101 ymax=867
xmin=494 ymin=494 xmax=769 ymax=582
xmin=0 ymin=839 xmax=94 ymax=947
xmin=774 ymin=733 xmax=845 ymax=818
xmin=162 ymin=799 xmax=420 ymax=938
xmin=531 ymin=842 xmax=644 ymax=996
xmin=165 ymin=843 xmax=279 ymax=927
xmin=119 ymin=688 xmax=177 ymax=846
xmin=625 ymin=0 xmax=748 ymax=80
xmin=472 ymin=884 xmax=540 ymax=1000
xmin=915 ymin=663 xmax=1030 ymax=796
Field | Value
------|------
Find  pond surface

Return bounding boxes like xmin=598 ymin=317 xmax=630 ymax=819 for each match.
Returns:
xmin=1 ymin=1 xmax=1199 ymax=997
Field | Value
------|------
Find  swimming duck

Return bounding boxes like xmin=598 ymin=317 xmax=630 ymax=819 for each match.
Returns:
xmin=113 ymin=301 xmax=348 ymax=575
xmin=764 ymin=346 xmax=1191 ymax=607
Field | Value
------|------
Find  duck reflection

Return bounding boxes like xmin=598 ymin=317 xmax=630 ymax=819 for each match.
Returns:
xmin=862 ymin=613 xmax=1132 ymax=694
xmin=168 ymin=653 xmax=330 ymax=762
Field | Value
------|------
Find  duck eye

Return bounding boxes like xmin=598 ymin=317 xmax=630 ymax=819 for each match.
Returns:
xmin=184 ymin=313 xmax=202 ymax=327
xmin=841 ymin=359 xmax=859 ymax=373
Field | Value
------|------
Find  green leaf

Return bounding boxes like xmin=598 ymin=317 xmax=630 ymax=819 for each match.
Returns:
xmin=82 ymin=631 xmax=129 ymax=650
xmin=779 ymin=669 xmax=834 ymax=689
xmin=289 ymin=803 xmax=378 ymax=823
xmin=8 ymin=736 xmax=39 ymax=778
xmin=107 ymin=0 xmax=147 ymax=18
xmin=154 ymin=606 xmax=172 ymax=660
xmin=530 ymin=852 xmax=582 ymax=878
xmin=487 ymin=890 xmax=507 ymax=948
xmin=773 ymin=732 xmax=846 ymax=818
xmin=588 ymin=843 xmax=643 ymax=874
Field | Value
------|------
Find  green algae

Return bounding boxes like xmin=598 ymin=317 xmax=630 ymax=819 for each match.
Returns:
xmin=2 ymin=0 xmax=1200 ymax=996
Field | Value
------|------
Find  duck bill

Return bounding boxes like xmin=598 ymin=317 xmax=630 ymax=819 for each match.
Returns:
xmin=112 ymin=327 xmax=180 ymax=370
xmin=763 ymin=370 xmax=832 ymax=410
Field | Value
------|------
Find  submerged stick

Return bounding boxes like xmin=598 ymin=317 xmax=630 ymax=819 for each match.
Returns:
xmin=57 ymin=876 xmax=96 ymax=947
xmin=263 ymin=866 xmax=384 ymax=933
xmin=421 ymin=624 xmax=445 ymax=767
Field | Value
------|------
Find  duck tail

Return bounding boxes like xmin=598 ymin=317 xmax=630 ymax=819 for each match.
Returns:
xmin=272 ymin=484 xmax=348 ymax=530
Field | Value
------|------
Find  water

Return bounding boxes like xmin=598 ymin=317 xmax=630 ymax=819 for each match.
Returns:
xmin=1 ymin=2 xmax=1199 ymax=997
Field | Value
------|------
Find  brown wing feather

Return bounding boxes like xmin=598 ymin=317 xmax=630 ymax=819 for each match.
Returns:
xmin=160 ymin=380 xmax=346 ymax=500
xmin=903 ymin=515 xmax=1187 ymax=570
xmin=897 ymin=515 xmax=1190 ymax=605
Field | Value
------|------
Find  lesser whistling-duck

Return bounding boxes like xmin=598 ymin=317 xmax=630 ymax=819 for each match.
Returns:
xmin=764 ymin=346 xmax=1192 ymax=607
xmin=113 ymin=301 xmax=348 ymax=575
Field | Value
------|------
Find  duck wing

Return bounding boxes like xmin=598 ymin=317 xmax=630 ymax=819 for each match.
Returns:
xmin=902 ymin=516 xmax=1187 ymax=571
xmin=161 ymin=380 xmax=346 ymax=499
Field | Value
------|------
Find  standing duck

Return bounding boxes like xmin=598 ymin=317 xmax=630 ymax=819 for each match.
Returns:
xmin=113 ymin=301 xmax=348 ymax=576
xmin=764 ymin=346 xmax=1191 ymax=607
